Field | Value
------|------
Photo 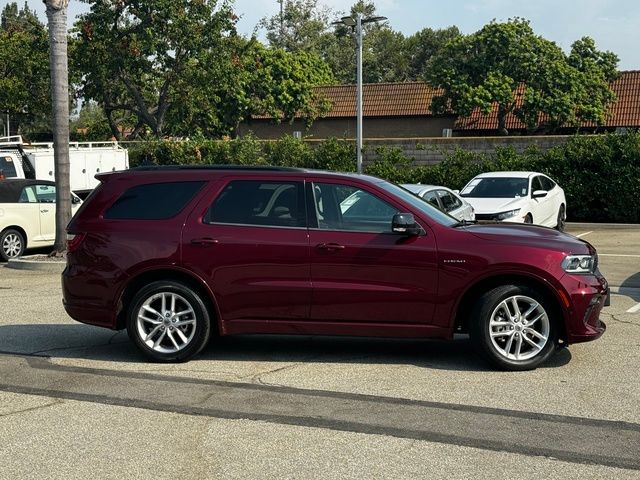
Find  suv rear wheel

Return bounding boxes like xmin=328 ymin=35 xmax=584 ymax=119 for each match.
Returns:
xmin=469 ymin=285 xmax=558 ymax=370
xmin=1 ymin=229 xmax=25 ymax=261
xmin=126 ymin=281 xmax=211 ymax=362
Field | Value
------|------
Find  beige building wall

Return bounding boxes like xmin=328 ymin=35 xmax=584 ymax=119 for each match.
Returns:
xmin=239 ymin=116 xmax=457 ymax=139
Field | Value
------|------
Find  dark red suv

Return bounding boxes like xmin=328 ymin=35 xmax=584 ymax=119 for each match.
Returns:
xmin=62 ymin=166 xmax=608 ymax=370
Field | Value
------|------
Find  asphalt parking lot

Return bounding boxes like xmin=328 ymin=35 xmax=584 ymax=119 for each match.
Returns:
xmin=0 ymin=223 xmax=638 ymax=479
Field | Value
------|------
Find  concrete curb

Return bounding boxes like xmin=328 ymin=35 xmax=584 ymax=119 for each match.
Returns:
xmin=6 ymin=255 xmax=66 ymax=273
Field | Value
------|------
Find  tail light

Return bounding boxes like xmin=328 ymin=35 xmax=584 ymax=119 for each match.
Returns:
xmin=66 ymin=232 xmax=86 ymax=252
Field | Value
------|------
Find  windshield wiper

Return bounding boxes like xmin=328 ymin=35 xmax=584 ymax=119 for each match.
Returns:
xmin=453 ymin=219 xmax=477 ymax=227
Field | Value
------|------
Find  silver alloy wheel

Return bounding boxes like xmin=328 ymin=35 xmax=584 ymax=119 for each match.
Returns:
xmin=3 ymin=233 xmax=22 ymax=258
xmin=488 ymin=295 xmax=550 ymax=361
xmin=136 ymin=291 xmax=197 ymax=354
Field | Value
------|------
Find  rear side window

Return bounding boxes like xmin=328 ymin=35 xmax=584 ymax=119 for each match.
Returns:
xmin=205 ymin=180 xmax=306 ymax=228
xmin=104 ymin=181 xmax=205 ymax=220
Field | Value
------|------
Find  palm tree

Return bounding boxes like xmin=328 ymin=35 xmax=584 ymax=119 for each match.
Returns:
xmin=45 ymin=0 xmax=71 ymax=257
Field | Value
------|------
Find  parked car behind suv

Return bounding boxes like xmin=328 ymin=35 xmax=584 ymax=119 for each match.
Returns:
xmin=0 ymin=179 xmax=81 ymax=261
xmin=62 ymin=166 xmax=608 ymax=370
xmin=460 ymin=171 xmax=566 ymax=230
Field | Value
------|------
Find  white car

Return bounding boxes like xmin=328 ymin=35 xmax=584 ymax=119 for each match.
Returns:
xmin=402 ymin=184 xmax=475 ymax=222
xmin=459 ymin=172 xmax=566 ymax=230
xmin=0 ymin=179 xmax=82 ymax=261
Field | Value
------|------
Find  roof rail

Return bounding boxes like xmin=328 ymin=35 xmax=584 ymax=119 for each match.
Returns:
xmin=0 ymin=135 xmax=24 ymax=146
xmin=131 ymin=165 xmax=306 ymax=172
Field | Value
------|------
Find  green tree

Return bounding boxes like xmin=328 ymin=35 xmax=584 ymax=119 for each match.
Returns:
xmin=73 ymin=0 xmax=238 ymax=139
xmin=167 ymin=40 xmax=334 ymax=137
xmin=426 ymin=18 xmax=619 ymax=134
xmin=0 ymin=2 xmax=50 ymax=137
xmin=405 ymin=26 xmax=462 ymax=80
xmin=259 ymin=0 xmax=332 ymax=52
xmin=260 ymin=0 xmax=412 ymax=84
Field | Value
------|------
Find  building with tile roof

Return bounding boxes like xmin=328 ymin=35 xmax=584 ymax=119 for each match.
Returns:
xmin=239 ymin=71 xmax=640 ymax=139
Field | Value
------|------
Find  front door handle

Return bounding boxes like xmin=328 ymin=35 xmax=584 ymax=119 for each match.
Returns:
xmin=316 ymin=242 xmax=345 ymax=251
xmin=190 ymin=237 xmax=219 ymax=247
xmin=40 ymin=209 xmax=49 ymax=213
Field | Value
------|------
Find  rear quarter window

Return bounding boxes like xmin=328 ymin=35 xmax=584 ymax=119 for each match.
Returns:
xmin=104 ymin=181 xmax=205 ymax=220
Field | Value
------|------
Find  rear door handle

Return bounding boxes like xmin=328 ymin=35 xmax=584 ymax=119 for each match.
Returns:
xmin=190 ymin=237 xmax=219 ymax=247
xmin=40 ymin=209 xmax=49 ymax=213
xmin=317 ymin=242 xmax=345 ymax=251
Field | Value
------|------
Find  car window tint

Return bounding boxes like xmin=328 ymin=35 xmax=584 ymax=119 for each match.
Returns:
xmin=206 ymin=180 xmax=306 ymax=228
xmin=35 ymin=185 xmax=56 ymax=203
xmin=104 ymin=181 xmax=205 ymax=220
xmin=0 ymin=155 xmax=18 ymax=177
xmin=19 ymin=186 xmax=38 ymax=203
xmin=314 ymin=183 xmax=397 ymax=233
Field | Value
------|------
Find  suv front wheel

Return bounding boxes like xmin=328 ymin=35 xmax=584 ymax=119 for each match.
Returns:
xmin=470 ymin=285 xmax=558 ymax=370
xmin=126 ymin=281 xmax=211 ymax=362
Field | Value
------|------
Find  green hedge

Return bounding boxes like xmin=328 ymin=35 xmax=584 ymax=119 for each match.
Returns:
xmin=127 ymin=132 xmax=640 ymax=223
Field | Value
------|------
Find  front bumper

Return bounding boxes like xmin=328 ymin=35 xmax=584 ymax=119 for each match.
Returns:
xmin=561 ymin=272 xmax=608 ymax=344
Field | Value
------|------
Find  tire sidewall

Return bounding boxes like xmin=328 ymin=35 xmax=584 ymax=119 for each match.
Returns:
xmin=470 ymin=285 xmax=558 ymax=371
xmin=556 ymin=205 xmax=566 ymax=231
xmin=0 ymin=229 xmax=25 ymax=262
xmin=126 ymin=281 xmax=211 ymax=362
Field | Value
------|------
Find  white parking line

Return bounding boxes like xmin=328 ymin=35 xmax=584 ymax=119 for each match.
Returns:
xmin=626 ymin=303 xmax=640 ymax=314
xmin=599 ymin=254 xmax=640 ymax=258
xmin=575 ymin=231 xmax=593 ymax=238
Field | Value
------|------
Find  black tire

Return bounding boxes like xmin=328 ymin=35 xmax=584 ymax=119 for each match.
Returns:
xmin=0 ymin=229 xmax=25 ymax=262
xmin=523 ymin=214 xmax=533 ymax=224
xmin=556 ymin=205 xmax=566 ymax=232
xmin=469 ymin=285 xmax=558 ymax=371
xmin=126 ymin=281 xmax=211 ymax=362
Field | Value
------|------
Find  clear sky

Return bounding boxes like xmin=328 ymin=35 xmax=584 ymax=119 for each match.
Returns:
xmin=23 ymin=0 xmax=640 ymax=70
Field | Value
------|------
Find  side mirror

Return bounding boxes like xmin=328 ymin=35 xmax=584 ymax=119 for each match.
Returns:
xmin=452 ymin=189 xmax=460 ymax=195
xmin=72 ymin=195 xmax=82 ymax=205
xmin=392 ymin=213 xmax=422 ymax=236
xmin=532 ymin=190 xmax=548 ymax=199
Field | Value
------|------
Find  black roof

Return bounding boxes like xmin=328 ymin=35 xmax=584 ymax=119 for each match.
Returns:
xmin=0 ymin=179 xmax=55 ymax=203
xmin=131 ymin=165 xmax=306 ymax=173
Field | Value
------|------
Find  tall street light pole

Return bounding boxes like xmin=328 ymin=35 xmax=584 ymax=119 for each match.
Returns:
xmin=335 ymin=14 xmax=387 ymax=174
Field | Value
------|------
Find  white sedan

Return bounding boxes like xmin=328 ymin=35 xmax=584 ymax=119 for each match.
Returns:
xmin=459 ymin=171 xmax=566 ymax=230
xmin=402 ymin=184 xmax=475 ymax=222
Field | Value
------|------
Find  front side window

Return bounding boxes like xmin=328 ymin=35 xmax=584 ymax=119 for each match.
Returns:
xmin=206 ymin=180 xmax=306 ymax=228
xmin=438 ymin=190 xmax=462 ymax=212
xmin=104 ymin=181 xmax=205 ymax=220
xmin=313 ymin=183 xmax=398 ymax=233
xmin=422 ymin=191 xmax=441 ymax=209
xmin=540 ymin=176 xmax=556 ymax=191
xmin=35 ymin=185 xmax=56 ymax=203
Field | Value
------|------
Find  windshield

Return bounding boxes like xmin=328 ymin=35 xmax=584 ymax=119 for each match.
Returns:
xmin=460 ymin=177 xmax=529 ymax=198
xmin=376 ymin=181 xmax=458 ymax=227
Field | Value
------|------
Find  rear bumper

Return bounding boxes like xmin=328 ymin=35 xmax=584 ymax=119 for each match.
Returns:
xmin=62 ymin=264 xmax=120 ymax=329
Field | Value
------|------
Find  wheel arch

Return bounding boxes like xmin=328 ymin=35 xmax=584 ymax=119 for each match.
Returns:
xmin=1 ymin=226 xmax=28 ymax=249
xmin=116 ymin=268 xmax=221 ymax=333
xmin=452 ymin=273 xmax=568 ymax=343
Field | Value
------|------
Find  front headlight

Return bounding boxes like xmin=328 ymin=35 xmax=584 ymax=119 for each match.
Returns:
xmin=496 ymin=209 xmax=521 ymax=220
xmin=562 ymin=254 xmax=597 ymax=274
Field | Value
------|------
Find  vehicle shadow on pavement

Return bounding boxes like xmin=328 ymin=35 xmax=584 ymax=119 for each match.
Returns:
xmin=0 ymin=324 xmax=571 ymax=372
xmin=620 ymin=272 xmax=640 ymax=301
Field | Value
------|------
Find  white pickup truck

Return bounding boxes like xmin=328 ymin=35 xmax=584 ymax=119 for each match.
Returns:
xmin=0 ymin=136 xmax=129 ymax=198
